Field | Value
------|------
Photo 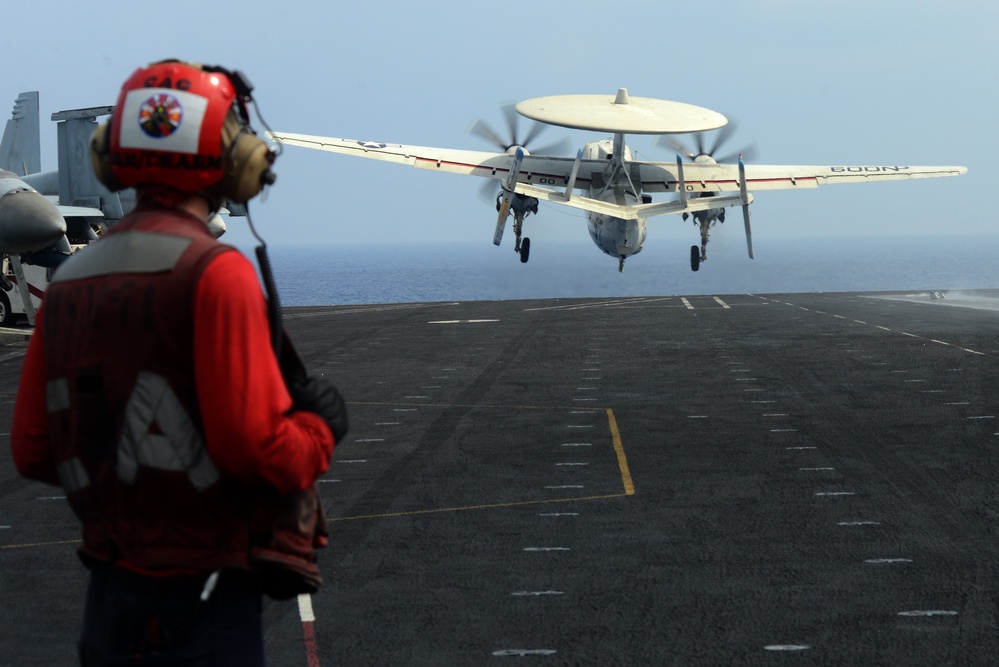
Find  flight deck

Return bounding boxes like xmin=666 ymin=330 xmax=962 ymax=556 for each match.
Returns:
xmin=3 ymin=290 xmax=999 ymax=665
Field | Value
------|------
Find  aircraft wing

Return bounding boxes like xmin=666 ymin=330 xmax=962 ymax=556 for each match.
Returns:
xmin=512 ymin=160 xmax=966 ymax=220
xmin=274 ymin=131 xmax=606 ymax=187
xmin=635 ymin=162 xmax=967 ymax=195
xmin=273 ymin=132 xmax=966 ymax=220
xmin=274 ymin=132 xmax=514 ymax=178
xmin=274 ymin=131 xmax=669 ymax=219
xmin=275 ymin=132 xmax=966 ymax=192
xmin=56 ymin=204 xmax=104 ymax=217
xmin=272 ymin=131 xmax=724 ymax=219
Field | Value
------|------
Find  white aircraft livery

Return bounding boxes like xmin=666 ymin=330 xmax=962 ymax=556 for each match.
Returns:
xmin=273 ymin=89 xmax=967 ymax=272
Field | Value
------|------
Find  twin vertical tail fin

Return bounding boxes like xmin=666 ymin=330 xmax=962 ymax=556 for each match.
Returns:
xmin=0 ymin=92 xmax=41 ymax=176
xmin=493 ymin=146 xmax=525 ymax=246
xmin=51 ymin=104 xmax=123 ymax=220
xmin=739 ymin=155 xmax=754 ymax=260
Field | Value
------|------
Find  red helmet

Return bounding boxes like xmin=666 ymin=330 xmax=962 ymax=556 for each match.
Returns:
xmin=91 ymin=60 xmax=276 ymax=202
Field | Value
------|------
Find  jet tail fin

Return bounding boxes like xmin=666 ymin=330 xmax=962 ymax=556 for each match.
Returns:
xmin=51 ymin=105 xmax=123 ymax=220
xmin=0 ymin=92 xmax=41 ymax=175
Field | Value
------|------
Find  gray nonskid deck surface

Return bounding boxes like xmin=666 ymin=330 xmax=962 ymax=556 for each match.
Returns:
xmin=3 ymin=291 xmax=999 ymax=665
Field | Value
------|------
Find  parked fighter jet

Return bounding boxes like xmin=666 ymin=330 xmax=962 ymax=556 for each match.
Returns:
xmin=0 ymin=93 xmax=80 ymax=257
xmin=0 ymin=169 xmax=67 ymax=253
xmin=0 ymin=91 xmax=236 ymax=325
xmin=0 ymin=92 xmax=112 ymax=325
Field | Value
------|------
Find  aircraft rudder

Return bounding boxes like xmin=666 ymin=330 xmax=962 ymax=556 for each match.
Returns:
xmin=0 ymin=92 xmax=41 ymax=175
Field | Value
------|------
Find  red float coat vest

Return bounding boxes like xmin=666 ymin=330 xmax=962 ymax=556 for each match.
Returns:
xmin=42 ymin=207 xmax=258 ymax=572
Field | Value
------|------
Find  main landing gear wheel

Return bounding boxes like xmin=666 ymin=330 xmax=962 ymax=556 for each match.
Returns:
xmin=519 ymin=237 xmax=531 ymax=263
xmin=690 ymin=245 xmax=700 ymax=272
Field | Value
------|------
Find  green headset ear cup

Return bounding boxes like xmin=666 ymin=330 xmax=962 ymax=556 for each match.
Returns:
xmin=90 ymin=122 xmax=124 ymax=192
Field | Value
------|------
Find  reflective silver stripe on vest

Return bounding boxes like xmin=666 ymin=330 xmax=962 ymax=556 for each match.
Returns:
xmin=117 ymin=371 xmax=220 ymax=491
xmin=56 ymin=457 xmax=90 ymax=493
xmin=51 ymin=231 xmax=193 ymax=283
xmin=47 ymin=377 xmax=70 ymax=413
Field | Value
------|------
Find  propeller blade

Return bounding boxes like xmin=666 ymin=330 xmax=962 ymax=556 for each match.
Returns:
xmin=521 ymin=118 xmax=548 ymax=149
xmin=478 ymin=178 xmax=499 ymax=203
xmin=531 ymin=137 xmax=573 ymax=157
xmin=468 ymin=118 xmax=508 ymax=151
xmin=501 ymin=104 xmax=520 ymax=147
xmin=472 ymin=102 xmax=570 ymax=156
xmin=716 ymin=142 xmax=760 ymax=165
xmin=656 ymin=135 xmax=695 ymax=160
xmin=663 ymin=116 xmax=759 ymax=166
xmin=706 ymin=120 xmax=738 ymax=157
xmin=504 ymin=102 xmax=551 ymax=151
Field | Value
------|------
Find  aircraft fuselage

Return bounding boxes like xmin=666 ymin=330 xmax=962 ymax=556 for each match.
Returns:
xmin=0 ymin=170 xmax=67 ymax=253
xmin=581 ymin=139 xmax=647 ymax=262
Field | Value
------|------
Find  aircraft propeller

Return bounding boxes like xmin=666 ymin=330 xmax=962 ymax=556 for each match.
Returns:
xmin=657 ymin=121 xmax=759 ymax=268
xmin=469 ymin=103 xmax=571 ymax=157
xmin=657 ymin=119 xmax=758 ymax=165
xmin=469 ymin=104 xmax=572 ymax=203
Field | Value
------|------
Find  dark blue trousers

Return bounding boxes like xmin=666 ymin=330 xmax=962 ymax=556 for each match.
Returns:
xmin=78 ymin=562 xmax=265 ymax=666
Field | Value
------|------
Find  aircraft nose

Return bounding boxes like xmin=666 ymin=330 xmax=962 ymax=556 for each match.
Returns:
xmin=0 ymin=185 xmax=68 ymax=253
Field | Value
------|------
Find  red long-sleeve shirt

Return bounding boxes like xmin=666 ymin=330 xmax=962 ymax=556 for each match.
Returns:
xmin=11 ymin=249 xmax=334 ymax=495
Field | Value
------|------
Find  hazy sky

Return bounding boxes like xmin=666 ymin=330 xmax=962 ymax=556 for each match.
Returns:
xmin=1 ymin=0 xmax=992 ymax=260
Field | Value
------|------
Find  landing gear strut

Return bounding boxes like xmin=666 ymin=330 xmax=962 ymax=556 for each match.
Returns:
xmin=513 ymin=212 xmax=531 ymax=263
xmin=505 ymin=194 xmax=538 ymax=264
xmin=698 ymin=220 xmax=710 ymax=265
xmin=687 ymin=211 xmax=722 ymax=272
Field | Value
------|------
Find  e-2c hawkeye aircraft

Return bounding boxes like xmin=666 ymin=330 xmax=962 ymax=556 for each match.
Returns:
xmin=273 ymin=88 xmax=967 ymax=272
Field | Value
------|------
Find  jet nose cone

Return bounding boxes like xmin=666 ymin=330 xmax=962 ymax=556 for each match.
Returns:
xmin=207 ymin=213 xmax=227 ymax=239
xmin=0 ymin=187 xmax=68 ymax=253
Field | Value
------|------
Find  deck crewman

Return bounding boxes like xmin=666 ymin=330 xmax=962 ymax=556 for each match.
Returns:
xmin=11 ymin=59 xmax=348 ymax=666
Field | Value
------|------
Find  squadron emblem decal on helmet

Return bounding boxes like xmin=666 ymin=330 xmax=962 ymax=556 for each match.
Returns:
xmin=93 ymin=60 xmax=276 ymax=198
xmin=138 ymin=93 xmax=183 ymax=139
xmin=119 ymin=88 xmax=208 ymax=155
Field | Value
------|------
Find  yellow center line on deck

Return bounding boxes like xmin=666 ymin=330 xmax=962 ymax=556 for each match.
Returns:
xmin=0 ymin=538 xmax=80 ymax=550
xmin=606 ymin=408 xmax=635 ymax=495
xmin=332 ymin=403 xmax=638 ymax=521
xmin=348 ymin=400 xmax=606 ymax=411
xmin=329 ymin=493 xmax=631 ymax=522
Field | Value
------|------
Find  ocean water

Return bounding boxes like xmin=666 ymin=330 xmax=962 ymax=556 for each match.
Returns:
xmin=248 ymin=234 xmax=999 ymax=307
